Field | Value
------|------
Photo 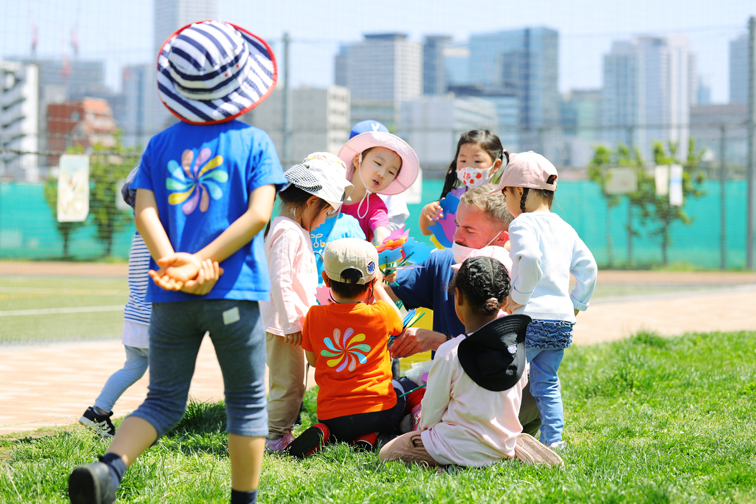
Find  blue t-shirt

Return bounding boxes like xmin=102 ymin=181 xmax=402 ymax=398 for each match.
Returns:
xmin=310 ymin=212 xmax=366 ymax=285
xmin=132 ymin=120 xmax=287 ymax=303
xmin=392 ymin=249 xmax=465 ymax=337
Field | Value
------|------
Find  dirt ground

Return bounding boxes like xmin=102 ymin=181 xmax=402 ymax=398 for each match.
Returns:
xmin=2 ymin=264 xmax=756 ymax=436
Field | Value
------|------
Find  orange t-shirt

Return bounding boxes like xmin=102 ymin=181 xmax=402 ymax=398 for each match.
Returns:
xmin=301 ymin=300 xmax=403 ymax=420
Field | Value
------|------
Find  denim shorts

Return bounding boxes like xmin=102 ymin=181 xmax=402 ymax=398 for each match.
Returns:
xmin=130 ymin=299 xmax=268 ymax=438
xmin=525 ymin=319 xmax=575 ymax=350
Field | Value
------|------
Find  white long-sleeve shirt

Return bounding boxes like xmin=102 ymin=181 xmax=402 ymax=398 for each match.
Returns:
xmin=419 ymin=336 xmax=528 ymax=466
xmin=259 ymin=216 xmax=318 ymax=336
xmin=508 ymin=211 xmax=597 ymax=322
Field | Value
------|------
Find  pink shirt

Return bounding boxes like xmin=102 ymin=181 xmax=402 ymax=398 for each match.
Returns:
xmin=419 ymin=336 xmax=528 ymax=466
xmin=339 ymin=193 xmax=389 ymax=243
xmin=259 ymin=216 xmax=318 ymax=336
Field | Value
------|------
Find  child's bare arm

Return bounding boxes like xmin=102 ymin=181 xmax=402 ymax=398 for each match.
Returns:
xmin=305 ymin=350 xmax=317 ymax=367
xmin=135 ymin=189 xmax=175 ymax=261
xmin=197 ymin=184 xmax=277 ymax=263
xmin=373 ymin=226 xmax=391 ymax=246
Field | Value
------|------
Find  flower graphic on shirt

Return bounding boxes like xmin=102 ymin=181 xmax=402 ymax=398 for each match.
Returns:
xmin=166 ymin=148 xmax=227 ymax=215
xmin=320 ymin=327 xmax=371 ymax=372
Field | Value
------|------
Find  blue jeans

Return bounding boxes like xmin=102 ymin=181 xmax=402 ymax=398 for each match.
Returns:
xmin=130 ymin=300 xmax=268 ymax=438
xmin=526 ymin=347 xmax=565 ymax=445
xmin=94 ymin=345 xmax=149 ymax=413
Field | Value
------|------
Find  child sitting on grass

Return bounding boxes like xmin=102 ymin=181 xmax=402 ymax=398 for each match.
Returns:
xmin=286 ymin=238 xmax=406 ymax=457
xmin=380 ymin=253 xmax=563 ymax=468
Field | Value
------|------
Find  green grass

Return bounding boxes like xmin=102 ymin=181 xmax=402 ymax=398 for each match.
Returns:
xmin=2 ymin=330 xmax=756 ymax=503
xmin=0 ymin=275 xmax=128 ymax=343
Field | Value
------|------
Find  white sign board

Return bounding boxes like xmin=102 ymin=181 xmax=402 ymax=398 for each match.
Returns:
xmin=669 ymin=164 xmax=683 ymax=206
xmin=655 ymin=165 xmax=669 ymax=196
xmin=605 ymin=167 xmax=638 ymax=195
xmin=57 ymin=155 xmax=90 ymax=222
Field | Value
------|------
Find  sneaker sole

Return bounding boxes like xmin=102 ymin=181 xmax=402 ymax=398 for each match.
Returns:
xmin=287 ymin=428 xmax=327 ymax=459
xmin=78 ymin=416 xmax=115 ymax=438
xmin=514 ymin=433 xmax=565 ymax=468
xmin=68 ymin=463 xmax=116 ymax=504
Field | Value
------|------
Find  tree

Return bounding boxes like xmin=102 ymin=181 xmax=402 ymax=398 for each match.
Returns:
xmin=588 ymin=143 xmax=644 ymax=266
xmin=89 ymin=132 xmax=138 ymax=257
xmin=628 ymin=139 xmax=705 ymax=266
xmin=43 ymin=177 xmax=84 ymax=258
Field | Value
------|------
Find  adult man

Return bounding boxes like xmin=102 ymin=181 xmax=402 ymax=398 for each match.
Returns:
xmin=386 ymin=184 xmax=541 ymax=435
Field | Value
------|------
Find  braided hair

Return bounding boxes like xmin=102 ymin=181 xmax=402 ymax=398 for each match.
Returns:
xmin=517 ymin=175 xmax=557 ymax=214
xmin=450 ymin=256 xmax=511 ymax=316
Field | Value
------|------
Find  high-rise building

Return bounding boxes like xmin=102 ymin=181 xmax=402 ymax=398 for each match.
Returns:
xmin=337 ymin=33 xmax=422 ymax=103
xmin=697 ymin=75 xmax=712 ymax=105
xmin=0 ymin=61 xmax=39 ymax=182
xmin=468 ymin=27 xmax=559 ymax=155
xmin=244 ymin=86 xmax=350 ymax=163
xmin=448 ymin=84 xmax=519 ymax=152
xmin=443 ymin=42 xmax=471 ymax=89
xmin=154 ymin=0 xmax=218 ymax=55
xmin=729 ymin=33 xmax=748 ymax=104
xmin=118 ymin=64 xmax=153 ymax=148
xmin=398 ymin=96 xmax=497 ymax=166
xmin=148 ymin=0 xmax=218 ymax=137
xmin=423 ymin=35 xmax=452 ymax=95
xmin=560 ymin=89 xmax=601 ymax=167
xmin=691 ymin=103 xmax=748 ymax=166
xmin=601 ymin=35 xmax=696 ymax=160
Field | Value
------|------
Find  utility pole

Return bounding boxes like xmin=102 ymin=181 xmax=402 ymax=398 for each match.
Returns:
xmin=281 ymin=32 xmax=292 ymax=165
xmin=626 ymin=125 xmax=634 ymax=265
xmin=747 ymin=16 xmax=756 ymax=269
xmin=720 ymin=125 xmax=727 ymax=271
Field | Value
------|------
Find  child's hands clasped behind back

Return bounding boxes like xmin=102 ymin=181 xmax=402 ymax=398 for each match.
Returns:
xmin=150 ymin=253 xmax=223 ymax=294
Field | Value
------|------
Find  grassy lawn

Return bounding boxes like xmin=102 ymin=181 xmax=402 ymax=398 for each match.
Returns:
xmin=2 ymin=330 xmax=755 ymax=503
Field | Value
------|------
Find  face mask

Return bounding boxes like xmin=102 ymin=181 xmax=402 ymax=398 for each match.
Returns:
xmin=456 ymin=162 xmax=497 ymax=188
xmin=451 ymin=231 xmax=503 ymax=264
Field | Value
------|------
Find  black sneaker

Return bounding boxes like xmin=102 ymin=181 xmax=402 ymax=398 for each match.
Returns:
xmin=79 ymin=407 xmax=116 ymax=438
xmin=68 ymin=461 xmax=116 ymax=504
xmin=286 ymin=423 xmax=330 ymax=459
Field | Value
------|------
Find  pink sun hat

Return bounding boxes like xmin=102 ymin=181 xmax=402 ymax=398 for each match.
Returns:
xmin=337 ymin=131 xmax=420 ymax=196
xmin=451 ymin=246 xmax=512 ymax=274
xmin=490 ymin=151 xmax=558 ymax=194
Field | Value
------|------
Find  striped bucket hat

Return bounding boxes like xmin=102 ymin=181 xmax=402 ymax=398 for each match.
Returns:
xmin=156 ymin=20 xmax=277 ymax=124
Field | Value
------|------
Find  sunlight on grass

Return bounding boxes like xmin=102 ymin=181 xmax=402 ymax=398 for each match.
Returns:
xmin=1 ymin=330 xmax=755 ymax=503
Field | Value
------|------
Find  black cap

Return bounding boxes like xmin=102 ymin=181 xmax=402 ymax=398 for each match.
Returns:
xmin=457 ymin=314 xmax=531 ymax=392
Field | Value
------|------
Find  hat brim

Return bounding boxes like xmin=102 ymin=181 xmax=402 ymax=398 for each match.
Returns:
xmin=156 ymin=20 xmax=278 ymax=125
xmin=337 ymin=132 xmax=419 ymax=196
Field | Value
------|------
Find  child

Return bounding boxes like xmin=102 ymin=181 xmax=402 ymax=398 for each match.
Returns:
xmin=67 ymin=20 xmax=286 ymax=504
xmin=260 ymin=156 xmax=353 ymax=452
xmin=286 ymin=238 xmax=406 ymax=458
xmin=496 ymin=151 xmax=598 ymax=450
xmin=337 ymin=131 xmax=419 ymax=245
xmin=305 ymin=152 xmax=366 ymax=286
xmin=79 ymin=169 xmax=150 ymax=438
xmin=380 ymin=252 xmax=562 ymax=467
xmin=419 ymin=130 xmax=508 ymax=236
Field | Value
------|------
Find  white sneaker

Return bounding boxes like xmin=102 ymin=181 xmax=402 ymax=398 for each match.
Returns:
xmin=548 ymin=440 xmax=568 ymax=451
xmin=265 ymin=431 xmax=295 ymax=452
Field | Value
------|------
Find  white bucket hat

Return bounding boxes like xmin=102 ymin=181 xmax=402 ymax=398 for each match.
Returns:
xmin=283 ymin=158 xmax=354 ymax=210
xmin=157 ymin=20 xmax=277 ymax=124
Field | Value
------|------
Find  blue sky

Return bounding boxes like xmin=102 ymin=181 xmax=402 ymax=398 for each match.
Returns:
xmin=1 ymin=0 xmax=753 ymax=102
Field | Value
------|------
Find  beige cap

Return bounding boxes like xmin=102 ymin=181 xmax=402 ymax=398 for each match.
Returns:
xmin=323 ymin=238 xmax=378 ymax=285
xmin=490 ymin=151 xmax=558 ymax=194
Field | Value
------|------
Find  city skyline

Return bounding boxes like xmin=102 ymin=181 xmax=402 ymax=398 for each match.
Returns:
xmin=1 ymin=0 xmax=752 ymax=103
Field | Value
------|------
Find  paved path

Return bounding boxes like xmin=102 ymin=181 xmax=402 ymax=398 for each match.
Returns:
xmin=2 ymin=270 xmax=756 ymax=436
